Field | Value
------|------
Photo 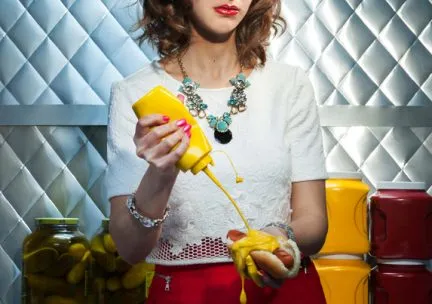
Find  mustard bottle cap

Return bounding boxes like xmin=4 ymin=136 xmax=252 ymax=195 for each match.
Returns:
xmin=191 ymin=154 xmax=214 ymax=175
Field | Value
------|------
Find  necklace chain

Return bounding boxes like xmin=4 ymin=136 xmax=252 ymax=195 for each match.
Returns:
xmin=176 ymin=54 xmax=251 ymax=144
xmin=177 ymin=55 xmax=188 ymax=79
xmin=177 ymin=55 xmax=243 ymax=79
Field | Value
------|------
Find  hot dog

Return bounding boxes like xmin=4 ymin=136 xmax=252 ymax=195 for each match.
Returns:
xmin=226 ymin=229 xmax=301 ymax=285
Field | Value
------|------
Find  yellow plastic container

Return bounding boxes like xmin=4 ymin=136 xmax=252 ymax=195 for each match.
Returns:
xmin=319 ymin=172 xmax=370 ymax=255
xmin=132 ymin=86 xmax=214 ymax=175
xmin=313 ymin=257 xmax=370 ymax=304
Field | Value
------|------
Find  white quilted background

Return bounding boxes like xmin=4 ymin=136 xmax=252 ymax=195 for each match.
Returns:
xmin=0 ymin=0 xmax=431 ymax=303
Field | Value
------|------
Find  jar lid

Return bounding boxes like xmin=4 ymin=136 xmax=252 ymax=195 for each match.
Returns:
xmin=376 ymin=181 xmax=426 ymax=190
xmin=377 ymin=259 xmax=427 ymax=265
xmin=328 ymin=172 xmax=363 ymax=180
xmin=35 ymin=218 xmax=79 ymax=225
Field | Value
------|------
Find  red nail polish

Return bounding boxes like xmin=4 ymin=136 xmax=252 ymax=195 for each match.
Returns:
xmin=186 ymin=130 xmax=191 ymax=138
xmin=183 ymin=124 xmax=191 ymax=132
xmin=176 ymin=119 xmax=187 ymax=127
xmin=162 ymin=115 xmax=170 ymax=122
xmin=177 ymin=94 xmax=185 ymax=103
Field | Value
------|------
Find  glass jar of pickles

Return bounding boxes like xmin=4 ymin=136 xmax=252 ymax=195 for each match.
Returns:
xmin=91 ymin=219 xmax=155 ymax=304
xmin=22 ymin=218 xmax=91 ymax=304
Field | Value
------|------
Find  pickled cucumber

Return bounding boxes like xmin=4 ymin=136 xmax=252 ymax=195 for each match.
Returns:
xmin=68 ymin=243 xmax=86 ymax=260
xmin=91 ymin=235 xmax=116 ymax=272
xmin=121 ymin=262 xmax=150 ymax=289
xmin=43 ymin=295 xmax=78 ymax=304
xmin=24 ymin=247 xmax=59 ymax=273
xmin=26 ymin=274 xmax=75 ymax=296
xmin=80 ymin=250 xmax=91 ymax=264
xmin=90 ymin=235 xmax=105 ymax=254
xmin=106 ymin=276 xmax=121 ymax=292
xmin=44 ymin=253 xmax=77 ymax=277
xmin=103 ymin=234 xmax=117 ymax=253
xmin=23 ymin=231 xmax=51 ymax=254
xmin=66 ymin=261 xmax=86 ymax=284
xmin=42 ymin=236 xmax=72 ymax=254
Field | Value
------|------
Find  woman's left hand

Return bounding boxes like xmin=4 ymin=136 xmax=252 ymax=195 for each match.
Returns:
xmin=227 ymin=229 xmax=299 ymax=288
xmin=256 ymin=226 xmax=289 ymax=288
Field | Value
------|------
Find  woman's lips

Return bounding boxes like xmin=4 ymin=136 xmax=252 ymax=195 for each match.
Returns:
xmin=214 ymin=5 xmax=239 ymax=16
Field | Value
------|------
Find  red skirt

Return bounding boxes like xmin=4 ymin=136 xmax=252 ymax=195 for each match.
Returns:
xmin=147 ymin=259 xmax=326 ymax=304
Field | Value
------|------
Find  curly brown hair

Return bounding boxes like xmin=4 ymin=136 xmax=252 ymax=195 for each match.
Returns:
xmin=137 ymin=0 xmax=286 ymax=68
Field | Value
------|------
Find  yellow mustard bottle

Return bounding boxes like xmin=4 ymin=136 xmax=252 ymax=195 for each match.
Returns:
xmin=319 ymin=172 xmax=370 ymax=255
xmin=313 ymin=257 xmax=370 ymax=304
xmin=132 ymin=85 xmax=251 ymax=232
xmin=132 ymin=86 xmax=214 ymax=175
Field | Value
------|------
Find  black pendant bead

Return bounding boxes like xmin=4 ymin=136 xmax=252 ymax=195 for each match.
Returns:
xmin=214 ymin=129 xmax=232 ymax=144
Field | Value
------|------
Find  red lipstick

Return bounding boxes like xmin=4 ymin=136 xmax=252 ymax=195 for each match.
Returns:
xmin=214 ymin=4 xmax=239 ymax=16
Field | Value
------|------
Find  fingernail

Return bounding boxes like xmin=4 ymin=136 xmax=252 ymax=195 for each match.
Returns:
xmin=162 ymin=115 xmax=170 ymax=122
xmin=183 ymin=124 xmax=191 ymax=132
xmin=186 ymin=130 xmax=191 ymax=138
xmin=177 ymin=94 xmax=185 ymax=103
xmin=176 ymin=119 xmax=187 ymax=127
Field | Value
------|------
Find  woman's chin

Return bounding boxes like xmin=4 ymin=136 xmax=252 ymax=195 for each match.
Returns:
xmin=193 ymin=24 xmax=237 ymax=43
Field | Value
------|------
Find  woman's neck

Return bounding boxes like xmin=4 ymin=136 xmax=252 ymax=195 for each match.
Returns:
xmin=184 ymin=32 xmax=240 ymax=80
xmin=163 ymin=30 xmax=242 ymax=88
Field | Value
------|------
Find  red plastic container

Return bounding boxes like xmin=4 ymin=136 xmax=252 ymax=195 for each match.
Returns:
xmin=372 ymin=262 xmax=432 ymax=304
xmin=370 ymin=182 xmax=432 ymax=259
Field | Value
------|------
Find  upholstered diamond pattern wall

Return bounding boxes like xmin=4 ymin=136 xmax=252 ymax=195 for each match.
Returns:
xmin=0 ymin=0 xmax=431 ymax=303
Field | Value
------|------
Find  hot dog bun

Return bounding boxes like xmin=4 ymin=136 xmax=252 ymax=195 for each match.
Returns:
xmin=226 ymin=230 xmax=300 ymax=280
xmin=250 ymin=250 xmax=292 ymax=279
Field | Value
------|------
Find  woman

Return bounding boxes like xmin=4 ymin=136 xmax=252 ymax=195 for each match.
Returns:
xmin=106 ymin=0 xmax=328 ymax=303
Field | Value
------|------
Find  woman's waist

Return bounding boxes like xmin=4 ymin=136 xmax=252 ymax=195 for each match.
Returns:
xmin=151 ymin=257 xmax=313 ymax=275
xmin=146 ymin=236 xmax=232 ymax=264
xmin=146 ymin=237 xmax=311 ymax=271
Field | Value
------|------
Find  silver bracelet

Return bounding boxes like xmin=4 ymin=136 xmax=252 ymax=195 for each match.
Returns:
xmin=265 ymin=222 xmax=296 ymax=242
xmin=126 ymin=193 xmax=169 ymax=228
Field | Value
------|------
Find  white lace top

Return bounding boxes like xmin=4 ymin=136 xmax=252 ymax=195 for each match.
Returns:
xmin=105 ymin=60 xmax=327 ymax=265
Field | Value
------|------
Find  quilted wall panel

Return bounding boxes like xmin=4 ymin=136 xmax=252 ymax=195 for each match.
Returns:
xmin=0 ymin=0 xmax=431 ymax=303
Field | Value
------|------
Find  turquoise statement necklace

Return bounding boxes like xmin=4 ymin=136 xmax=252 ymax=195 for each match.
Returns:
xmin=177 ymin=56 xmax=251 ymax=144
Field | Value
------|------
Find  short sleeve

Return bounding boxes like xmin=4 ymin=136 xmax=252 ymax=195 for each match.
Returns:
xmin=104 ymin=82 xmax=149 ymax=201
xmin=287 ymin=69 xmax=327 ymax=182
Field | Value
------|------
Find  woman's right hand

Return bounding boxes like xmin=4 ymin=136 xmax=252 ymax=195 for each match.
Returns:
xmin=134 ymin=113 xmax=191 ymax=176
